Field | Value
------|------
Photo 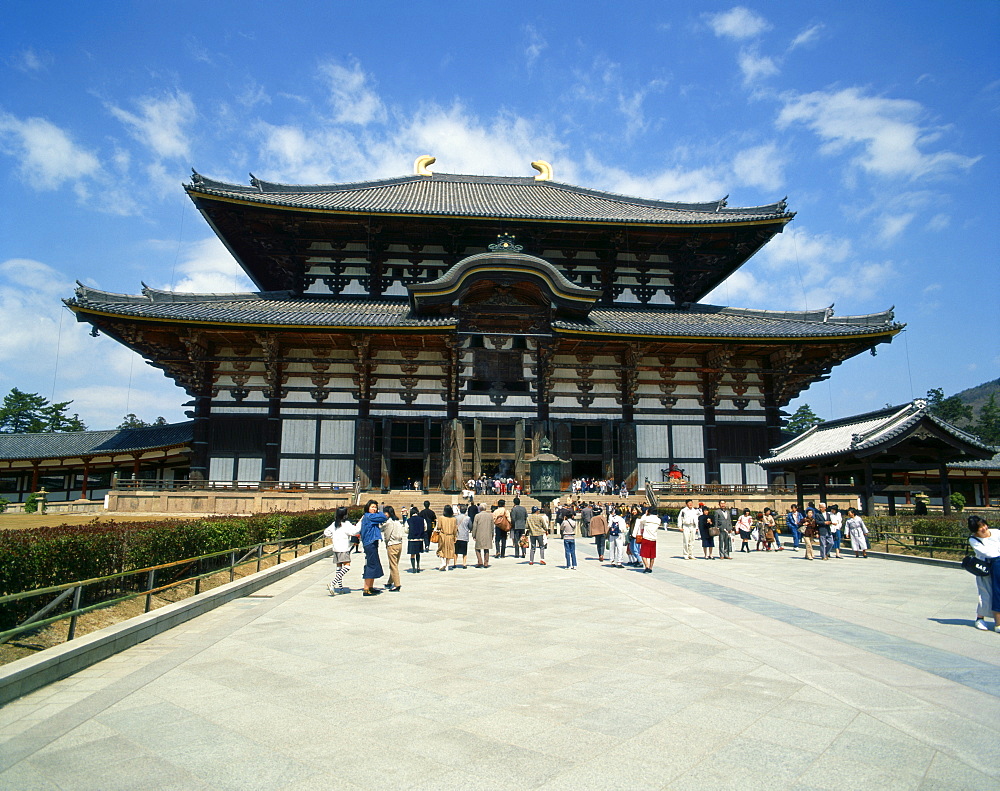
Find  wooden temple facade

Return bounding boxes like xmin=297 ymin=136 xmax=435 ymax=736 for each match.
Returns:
xmin=65 ymin=162 xmax=903 ymax=492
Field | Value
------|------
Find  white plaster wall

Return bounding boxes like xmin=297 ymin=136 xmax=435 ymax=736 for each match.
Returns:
xmin=745 ymin=463 xmax=767 ymax=485
xmin=721 ymin=463 xmax=743 ymax=485
xmin=279 ymin=458 xmax=315 ymax=481
xmin=672 ymin=425 xmax=704 ymax=457
xmin=281 ymin=420 xmax=316 ymax=454
xmin=237 ymin=457 xmax=263 ymax=481
xmin=318 ymin=458 xmax=354 ymax=481
xmin=320 ymin=420 xmax=354 ymax=454
xmin=637 ymin=424 xmax=670 ymax=459
xmin=209 ymin=457 xmax=234 ymax=480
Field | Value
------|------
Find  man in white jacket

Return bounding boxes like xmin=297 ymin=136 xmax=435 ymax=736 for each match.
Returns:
xmin=678 ymin=498 xmax=701 ymax=560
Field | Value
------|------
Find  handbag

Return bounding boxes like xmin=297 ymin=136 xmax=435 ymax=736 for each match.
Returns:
xmin=708 ymin=527 xmax=720 ymax=537
xmin=430 ymin=529 xmax=442 ymax=543
xmin=961 ymin=555 xmax=990 ymax=577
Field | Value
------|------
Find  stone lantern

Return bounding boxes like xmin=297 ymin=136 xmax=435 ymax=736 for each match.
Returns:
xmin=529 ymin=436 xmax=566 ymax=515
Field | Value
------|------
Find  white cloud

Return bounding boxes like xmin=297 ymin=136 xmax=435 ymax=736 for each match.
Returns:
xmin=705 ymin=226 xmax=896 ymax=312
xmin=524 ymin=25 xmax=547 ymax=69
xmin=732 ymin=143 xmax=785 ymax=191
xmin=777 ymin=87 xmax=981 ymax=181
xmin=156 ymin=237 xmax=255 ymax=293
xmin=877 ymin=213 xmax=915 ymax=243
xmin=789 ymin=24 xmax=823 ymax=50
xmin=318 ymin=60 xmax=386 ymax=126
xmin=926 ymin=213 xmax=950 ymax=231
xmin=0 ymin=113 xmax=100 ymax=190
xmin=593 ymin=155 xmax=727 ymax=204
xmin=108 ymin=90 xmax=196 ymax=159
xmin=738 ymin=48 xmax=780 ymax=84
xmin=10 ymin=47 xmax=48 ymax=73
xmin=706 ymin=7 xmax=772 ymax=40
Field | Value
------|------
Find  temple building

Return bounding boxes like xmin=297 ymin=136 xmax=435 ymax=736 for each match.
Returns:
xmin=65 ymin=160 xmax=903 ymax=492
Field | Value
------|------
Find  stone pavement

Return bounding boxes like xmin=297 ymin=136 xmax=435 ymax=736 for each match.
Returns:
xmin=1 ymin=535 xmax=998 ymax=791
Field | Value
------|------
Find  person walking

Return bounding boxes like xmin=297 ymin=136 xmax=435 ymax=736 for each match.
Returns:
xmin=736 ymin=508 xmax=754 ymax=553
xmin=829 ymin=505 xmax=844 ymax=558
xmin=381 ymin=505 xmax=405 ymax=592
xmin=526 ymin=506 xmax=549 ymax=565
xmin=636 ymin=506 xmax=660 ymax=573
xmin=323 ymin=506 xmax=359 ymax=595
xmin=678 ymin=499 xmax=700 ymax=560
xmin=763 ymin=508 xmax=780 ymax=550
xmin=436 ymin=504 xmax=458 ymax=570
xmin=968 ymin=515 xmax=1000 ymax=632
xmin=816 ymin=503 xmax=833 ymax=560
xmin=786 ymin=505 xmax=803 ymax=550
xmin=844 ymin=508 xmax=869 ymax=558
xmin=580 ymin=502 xmax=593 ymax=538
xmin=455 ymin=504 xmax=471 ymax=568
xmin=608 ymin=508 xmax=628 ymax=567
xmin=509 ymin=497 xmax=529 ymax=559
xmin=714 ymin=501 xmax=733 ymax=559
xmin=419 ymin=500 xmax=437 ymax=552
xmin=492 ymin=499 xmax=511 ymax=558
xmin=472 ymin=504 xmax=494 ymax=567
xmin=801 ymin=512 xmax=818 ymax=560
xmin=698 ymin=506 xmax=715 ymax=559
xmin=358 ymin=499 xmax=387 ymax=596
xmin=406 ymin=507 xmax=427 ymax=574
xmin=560 ymin=511 xmax=578 ymax=569
xmin=590 ymin=506 xmax=609 ymax=562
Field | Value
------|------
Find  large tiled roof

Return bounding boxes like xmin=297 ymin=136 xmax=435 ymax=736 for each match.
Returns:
xmin=759 ymin=401 xmax=993 ymax=467
xmin=186 ymin=171 xmax=793 ymax=225
xmin=67 ymin=285 xmax=900 ymax=340
xmin=0 ymin=422 xmax=193 ymax=461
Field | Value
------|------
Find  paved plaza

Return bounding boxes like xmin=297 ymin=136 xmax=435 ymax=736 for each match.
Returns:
xmin=1 ymin=535 xmax=998 ymax=790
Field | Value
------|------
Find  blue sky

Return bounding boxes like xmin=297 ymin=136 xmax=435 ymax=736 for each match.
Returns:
xmin=1 ymin=1 xmax=997 ymax=429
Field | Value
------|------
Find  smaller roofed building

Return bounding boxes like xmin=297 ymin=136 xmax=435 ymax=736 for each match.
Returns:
xmin=0 ymin=423 xmax=192 ymax=504
xmin=759 ymin=400 xmax=996 ymax=513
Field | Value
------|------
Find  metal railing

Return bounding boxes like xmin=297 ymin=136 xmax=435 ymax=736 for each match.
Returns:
xmin=113 ymin=479 xmax=357 ymax=493
xmin=0 ymin=529 xmax=329 ymax=649
xmin=648 ymin=482 xmax=795 ymax=498
xmin=860 ymin=530 xmax=968 ymax=559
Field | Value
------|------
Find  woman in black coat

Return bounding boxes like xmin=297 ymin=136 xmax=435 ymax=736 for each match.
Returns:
xmin=407 ymin=507 xmax=426 ymax=573
xmin=698 ymin=506 xmax=715 ymax=560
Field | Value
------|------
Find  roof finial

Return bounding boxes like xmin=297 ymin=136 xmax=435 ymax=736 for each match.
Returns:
xmin=414 ymin=155 xmax=436 ymax=176
xmin=531 ymin=160 xmax=553 ymax=181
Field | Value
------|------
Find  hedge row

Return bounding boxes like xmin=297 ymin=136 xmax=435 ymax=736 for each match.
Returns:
xmin=0 ymin=509 xmax=359 ymax=602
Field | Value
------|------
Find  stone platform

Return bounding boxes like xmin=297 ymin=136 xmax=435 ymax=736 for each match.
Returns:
xmin=1 ymin=535 xmax=997 ymax=790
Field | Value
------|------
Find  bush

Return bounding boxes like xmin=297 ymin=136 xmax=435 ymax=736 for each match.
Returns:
xmin=23 ymin=492 xmax=40 ymax=514
xmin=949 ymin=492 xmax=966 ymax=512
xmin=0 ymin=497 xmax=8 ymax=513
xmin=0 ymin=509 xmax=338 ymax=629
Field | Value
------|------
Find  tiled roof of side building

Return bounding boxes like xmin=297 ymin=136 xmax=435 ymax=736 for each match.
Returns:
xmin=759 ymin=401 xmax=993 ymax=467
xmin=67 ymin=286 xmax=900 ymax=339
xmin=186 ymin=171 xmax=794 ymax=225
xmin=0 ymin=422 xmax=194 ymax=461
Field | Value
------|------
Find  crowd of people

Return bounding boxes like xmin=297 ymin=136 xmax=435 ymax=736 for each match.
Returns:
xmin=323 ymin=496 xmax=875 ymax=596
xmin=570 ymin=478 xmax=629 ymax=497
xmin=323 ymin=497 xmax=999 ymax=636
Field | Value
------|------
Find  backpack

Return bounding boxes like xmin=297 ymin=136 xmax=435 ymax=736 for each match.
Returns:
xmin=494 ymin=510 xmax=511 ymax=532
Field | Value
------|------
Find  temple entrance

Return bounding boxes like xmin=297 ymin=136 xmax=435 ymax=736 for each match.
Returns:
xmin=390 ymin=458 xmax=425 ymax=489
xmin=571 ymin=459 xmax=604 ymax=479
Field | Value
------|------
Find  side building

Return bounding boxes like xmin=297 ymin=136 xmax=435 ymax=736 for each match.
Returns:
xmin=64 ymin=164 xmax=903 ymax=492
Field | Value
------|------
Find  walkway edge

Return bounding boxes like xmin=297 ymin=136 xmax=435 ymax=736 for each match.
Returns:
xmin=0 ymin=545 xmax=331 ymax=706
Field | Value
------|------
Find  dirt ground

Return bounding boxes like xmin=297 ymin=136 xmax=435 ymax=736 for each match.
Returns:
xmin=0 ymin=512 xmax=204 ymax=531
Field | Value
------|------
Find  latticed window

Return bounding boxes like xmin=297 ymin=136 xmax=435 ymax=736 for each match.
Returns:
xmin=390 ymin=422 xmax=424 ymax=453
xmin=571 ymin=424 xmax=603 ymax=455
xmin=481 ymin=424 xmax=516 ymax=455
xmin=469 ymin=349 xmax=527 ymax=392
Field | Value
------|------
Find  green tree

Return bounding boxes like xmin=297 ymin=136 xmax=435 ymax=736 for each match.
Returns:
xmin=0 ymin=388 xmax=86 ymax=433
xmin=925 ymin=388 xmax=973 ymax=426
xmin=117 ymin=414 xmax=168 ymax=429
xmin=974 ymin=393 xmax=1000 ymax=445
xmin=785 ymin=403 xmax=823 ymax=435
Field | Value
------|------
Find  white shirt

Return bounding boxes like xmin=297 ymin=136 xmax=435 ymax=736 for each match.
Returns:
xmin=679 ymin=506 xmax=701 ymax=528
xmin=324 ymin=519 xmax=359 ymax=553
xmin=637 ymin=514 xmax=660 ymax=541
xmin=829 ymin=512 xmax=843 ymax=533
xmin=970 ymin=529 xmax=1000 ymax=560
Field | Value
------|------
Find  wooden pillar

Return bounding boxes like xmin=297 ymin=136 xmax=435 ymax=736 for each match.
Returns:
xmin=887 ymin=494 xmax=896 ymax=516
xmin=381 ymin=417 xmax=392 ymax=491
xmin=702 ymin=373 xmax=720 ymax=485
xmin=619 ymin=421 xmax=638 ymax=491
xmin=444 ymin=337 xmax=460 ymax=420
xmin=903 ymin=472 xmax=911 ymax=504
xmin=818 ymin=468 xmax=828 ymax=503
xmin=795 ymin=469 xmax=804 ymax=507
xmin=473 ymin=418 xmax=482 ymax=478
xmin=80 ymin=457 xmax=91 ymax=500
xmin=514 ymin=419 xmax=526 ymax=483
xmin=983 ymin=473 xmax=991 ymax=507
xmin=263 ymin=387 xmax=282 ymax=482
xmin=353 ymin=418 xmax=373 ymax=490
xmin=762 ymin=373 xmax=782 ymax=484
xmin=30 ymin=461 xmax=40 ymax=492
xmin=939 ymin=463 xmax=951 ymax=515
xmin=422 ymin=418 xmax=431 ymax=491
xmin=602 ymin=421 xmax=615 ymax=482
xmin=863 ymin=461 xmax=874 ymax=516
xmin=189 ymin=376 xmax=212 ymax=480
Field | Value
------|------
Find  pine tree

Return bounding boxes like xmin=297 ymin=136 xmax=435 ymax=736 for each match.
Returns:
xmin=0 ymin=388 xmax=87 ymax=433
xmin=118 ymin=414 xmax=169 ymax=429
xmin=925 ymin=388 xmax=974 ymax=426
xmin=974 ymin=394 xmax=1000 ymax=445
xmin=785 ymin=404 xmax=823 ymax=435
